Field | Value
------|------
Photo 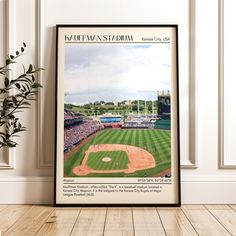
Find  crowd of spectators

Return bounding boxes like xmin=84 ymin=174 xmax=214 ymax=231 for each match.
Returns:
xmin=64 ymin=109 xmax=83 ymax=127
xmin=64 ymin=109 xmax=76 ymax=120
xmin=64 ymin=118 xmax=104 ymax=151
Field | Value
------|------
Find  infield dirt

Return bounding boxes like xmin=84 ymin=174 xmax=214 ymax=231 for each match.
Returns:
xmin=73 ymin=144 xmax=155 ymax=176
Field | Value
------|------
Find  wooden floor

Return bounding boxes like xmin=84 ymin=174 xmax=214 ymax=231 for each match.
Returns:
xmin=0 ymin=205 xmax=236 ymax=235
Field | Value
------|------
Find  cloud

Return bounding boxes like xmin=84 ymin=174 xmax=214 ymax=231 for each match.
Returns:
xmin=64 ymin=44 xmax=171 ymax=104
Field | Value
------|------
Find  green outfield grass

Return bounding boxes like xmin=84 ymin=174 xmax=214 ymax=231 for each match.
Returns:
xmin=64 ymin=129 xmax=171 ymax=177
xmin=86 ymin=151 xmax=129 ymax=170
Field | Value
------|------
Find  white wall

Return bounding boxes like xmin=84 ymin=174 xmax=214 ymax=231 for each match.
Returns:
xmin=0 ymin=0 xmax=236 ymax=204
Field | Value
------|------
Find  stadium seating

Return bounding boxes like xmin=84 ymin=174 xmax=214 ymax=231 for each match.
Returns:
xmin=64 ymin=110 xmax=104 ymax=151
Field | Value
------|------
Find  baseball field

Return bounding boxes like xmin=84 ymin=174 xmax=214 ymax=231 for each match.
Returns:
xmin=64 ymin=129 xmax=171 ymax=177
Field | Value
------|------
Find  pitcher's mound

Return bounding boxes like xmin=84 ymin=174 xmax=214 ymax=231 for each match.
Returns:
xmin=102 ymin=157 xmax=111 ymax=162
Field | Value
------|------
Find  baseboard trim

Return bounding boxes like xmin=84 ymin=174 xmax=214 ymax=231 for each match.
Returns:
xmin=0 ymin=177 xmax=54 ymax=204
xmin=0 ymin=176 xmax=236 ymax=204
xmin=0 ymin=176 xmax=53 ymax=182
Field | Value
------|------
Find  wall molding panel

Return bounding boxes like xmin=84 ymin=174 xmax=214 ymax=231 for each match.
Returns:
xmin=34 ymin=0 xmax=197 ymax=169
xmin=219 ymin=0 xmax=236 ymax=169
xmin=36 ymin=0 xmax=54 ymax=168
xmin=182 ymin=0 xmax=198 ymax=169
xmin=0 ymin=0 xmax=15 ymax=169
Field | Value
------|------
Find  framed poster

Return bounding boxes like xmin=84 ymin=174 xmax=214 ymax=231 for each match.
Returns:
xmin=55 ymin=25 xmax=180 ymax=206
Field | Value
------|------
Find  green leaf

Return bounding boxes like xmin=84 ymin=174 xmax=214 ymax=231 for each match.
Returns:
xmin=32 ymin=82 xmax=43 ymax=88
xmin=7 ymin=142 xmax=17 ymax=148
xmin=15 ymin=83 xmax=21 ymax=89
xmin=26 ymin=64 xmax=33 ymax=73
xmin=6 ymin=58 xmax=10 ymax=65
xmin=23 ymin=42 xmax=26 ymax=47
xmin=13 ymin=129 xmax=23 ymax=134
xmin=9 ymin=114 xmax=15 ymax=119
xmin=25 ymin=91 xmax=31 ymax=96
xmin=32 ymin=75 xmax=35 ymax=82
xmin=21 ymin=85 xmax=27 ymax=92
xmin=16 ymin=51 xmax=19 ymax=55
xmin=0 ymin=89 xmax=6 ymax=94
xmin=10 ymin=55 xmax=14 ymax=59
xmin=4 ymin=77 xmax=9 ymax=87
xmin=3 ymin=98 xmax=8 ymax=107
xmin=16 ymin=106 xmax=30 ymax=110
xmin=18 ymin=73 xmax=27 ymax=79
xmin=12 ymin=96 xmax=17 ymax=105
xmin=21 ymin=47 xmax=24 ymax=53
xmin=22 ymin=101 xmax=30 ymax=106
xmin=32 ymin=68 xmax=44 ymax=73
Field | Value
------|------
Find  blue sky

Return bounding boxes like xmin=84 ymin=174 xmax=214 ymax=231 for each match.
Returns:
xmin=64 ymin=44 xmax=171 ymax=105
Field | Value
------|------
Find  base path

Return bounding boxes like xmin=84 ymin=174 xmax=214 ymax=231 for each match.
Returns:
xmin=73 ymin=144 xmax=156 ymax=176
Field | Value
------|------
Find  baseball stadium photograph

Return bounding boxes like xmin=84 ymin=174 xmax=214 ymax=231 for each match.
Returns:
xmin=63 ymin=43 xmax=172 ymax=178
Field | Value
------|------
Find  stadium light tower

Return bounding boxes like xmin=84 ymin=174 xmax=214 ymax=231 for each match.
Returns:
xmin=137 ymin=90 xmax=157 ymax=117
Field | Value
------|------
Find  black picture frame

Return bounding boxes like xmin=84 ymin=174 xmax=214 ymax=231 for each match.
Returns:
xmin=54 ymin=25 xmax=181 ymax=207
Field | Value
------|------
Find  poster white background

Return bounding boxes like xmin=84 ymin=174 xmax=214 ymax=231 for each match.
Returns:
xmin=56 ymin=26 xmax=179 ymax=204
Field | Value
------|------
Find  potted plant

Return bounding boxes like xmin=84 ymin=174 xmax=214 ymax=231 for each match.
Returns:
xmin=0 ymin=43 xmax=43 ymax=148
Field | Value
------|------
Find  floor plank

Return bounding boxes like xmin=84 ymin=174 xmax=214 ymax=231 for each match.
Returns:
xmin=1 ymin=205 xmax=236 ymax=236
xmin=182 ymin=205 xmax=231 ymax=236
xmin=71 ymin=208 xmax=106 ymax=236
xmin=132 ymin=207 xmax=165 ymax=236
xmin=230 ymin=205 xmax=236 ymax=211
xmin=158 ymin=208 xmax=198 ymax=236
xmin=104 ymin=208 xmax=134 ymax=236
xmin=36 ymin=208 xmax=80 ymax=236
xmin=182 ymin=205 xmax=205 ymax=210
xmin=205 ymin=205 xmax=236 ymax=235
xmin=0 ymin=205 xmax=32 ymax=234
xmin=0 ymin=205 xmax=7 ymax=212
xmin=205 ymin=205 xmax=231 ymax=210
xmin=4 ymin=205 xmax=54 ymax=236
